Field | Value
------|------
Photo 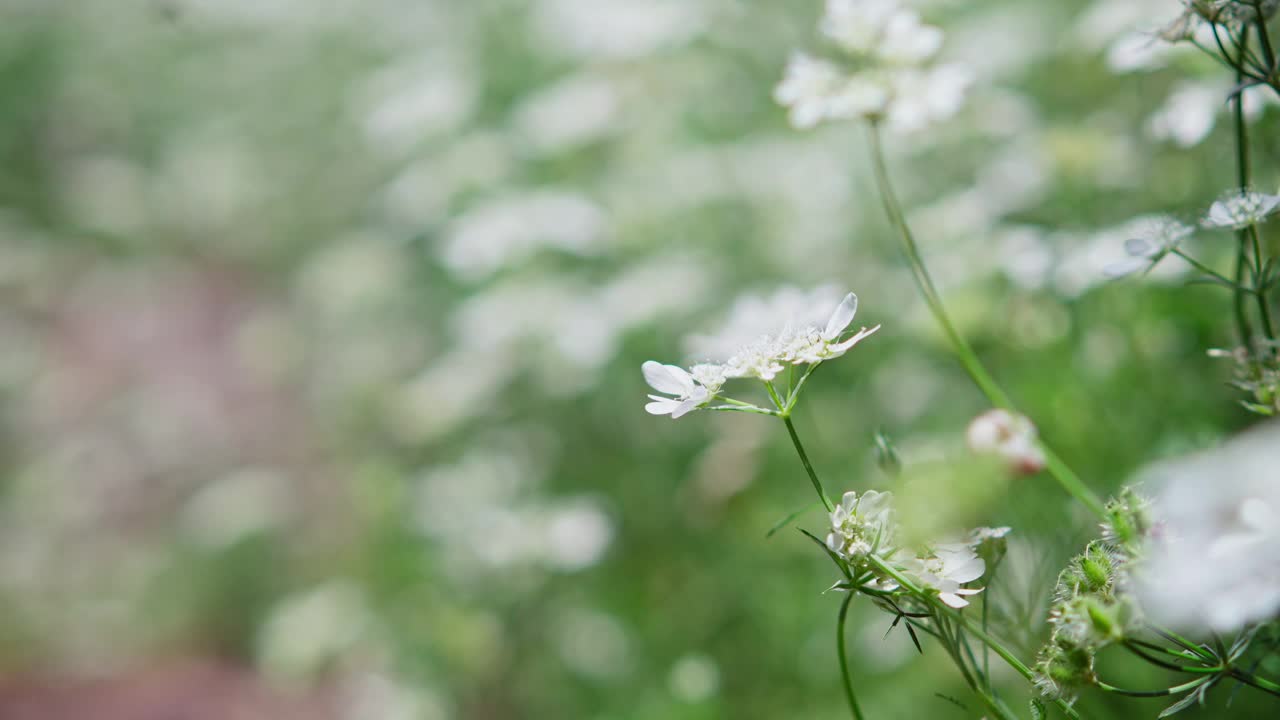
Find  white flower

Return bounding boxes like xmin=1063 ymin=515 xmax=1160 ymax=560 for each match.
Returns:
xmin=1103 ymin=215 xmax=1194 ymax=278
xmin=826 ymin=489 xmax=896 ymax=558
xmin=642 ymin=361 xmax=712 ymax=418
xmin=876 ymin=9 xmax=943 ymax=65
xmin=883 ymin=64 xmax=972 ymax=134
xmin=688 ymin=363 xmax=727 ymax=393
xmin=969 ymin=526 xmax=1011 ymax=543
xmin=965 ymin=409 xmax=1046 ymax=475
xmin=904 ymin=543 xmax=986 ymax=608
xmin=820 ymin=0 xmax=901 ymax=55
xmin=1203 ymin=189 xmax=1280 ymax=230
xmin=778 ymin=1 xmax=967 ymax=133
xmin=1134 ymin=421 xmax=1280 ymax=632
xmin=774 ymin=52 xmax=848 ymax=130
xmin=722 ymin=292 xmax=880 ymax=379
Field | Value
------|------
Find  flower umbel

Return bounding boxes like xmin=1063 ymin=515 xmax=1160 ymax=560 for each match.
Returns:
xmin=826 ymin=490 xmax=895 ymax=559
xmin=903 ymin=542 xmax=986 ymax=608
xmin=775 ymin=0 xmax=971 ymax=133
xmin=1202 ymin=189 xmax=1280 ymax=230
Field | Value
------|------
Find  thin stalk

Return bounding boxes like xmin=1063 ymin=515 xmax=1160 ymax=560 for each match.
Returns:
xmin=706 ymin=405 xmax=779 ymax=416
xmin=1256 ymin=4 xmax=1277 ymax=76
xmin=1122 ymin=641 xmax=1218 ymax=674
xmin=1233 ymin=47 xmax=1277 ymax=347
xmin=865 ymin=123 xmax=1107 ymax=518
xmin=837 ymin=593 xmax=868 ymax=720
xmin=1248 ymin=224 xmax=1277 ymax=342
xmin=1096 ymin=676 xmax=1211 ymax=697
xmin=1231 ymin=668 xmax=1280 ymax=698
xmin=785 ymin=363 xmax=821 ymax=413
xmin=865 ymin=555 xmax=1082 ymax=720
xmin=782 ymin=415 xmax=834 ymax=511
xmin=1172 ymin=248 xmax=1252 ymax=290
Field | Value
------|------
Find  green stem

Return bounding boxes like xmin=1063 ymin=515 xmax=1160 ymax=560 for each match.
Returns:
xmin=1248 ymin=224 xmax=1277 ymax=342
xmin=1233 ymin=54 xmax=1274 ymax=349
xmin=1255 ymin=4 xmax=1277 ymax=76
xmin=1231 ymin=668 xmax=1280 ymax=698
xmin=1096 ymin=676 xmax=1210 ymax=697
xmin=1122 ymin=641 xmax=1218 ymax=674
xmin=864 ymin=123 xmax=1106 ymax=518
xmin=837 ymin=593 xmax=868 ymax=720
xmin=782 ymin=415 xmax=834 ymax=512
xmin=1172 ymin=248 xmax=1251 ymax=290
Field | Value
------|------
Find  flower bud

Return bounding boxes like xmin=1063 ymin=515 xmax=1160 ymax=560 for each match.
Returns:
xmin=966 ymin=409 xmax=1046 ymax=476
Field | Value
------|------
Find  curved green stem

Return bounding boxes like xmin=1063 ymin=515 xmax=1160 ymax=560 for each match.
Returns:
xmin=1231 ymin=668 xmax=1280 ymax=698
xmin=864 ymin=123 xmax=1106 ymax=518
xmin=1096 ymin=676 xmax=1211 ymax=697
xmin=837 ymin=593 xmax=868 ymax=720
xmin=782 ymin=415 xmax=834 ymax=511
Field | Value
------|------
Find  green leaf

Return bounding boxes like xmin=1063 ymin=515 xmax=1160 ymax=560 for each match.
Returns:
xmin=798 ymin=528 xmax=852 ymax=580
xmin=766 ymin=501 xmax=819 ymax=538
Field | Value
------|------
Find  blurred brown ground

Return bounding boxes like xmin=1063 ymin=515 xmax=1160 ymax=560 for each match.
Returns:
xmin=0 ymin=660 xmax=336 ymax=720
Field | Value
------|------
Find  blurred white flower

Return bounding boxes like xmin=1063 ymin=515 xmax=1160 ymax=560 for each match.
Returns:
xmin=1102 ymin=215 xmax=1194 ymax=278
xmin=820 ymin=0 xmax=901 ymax=54
xmin=668 ymin=654 xmax=720 ymax=702
xmin=965 ymin=408 xmax=1045 ymax=475
xmin=903 ymin=542 xmax=986 ymax=608
xmin=542 ymin=499 xmax=614 ymax=572
xmin=826 ymin=490 xmax=896 ymax=558
xmin=1134 ymin=422 xmax=1280 ymax=632
xmin=181 ymin=467 xmax=287 ymax=549
xmin=1148 ymin=82 xmax=1275 ymax=147
xmin=441 ymin=191 xmax=606 ymax=279
xmin=1203 ymin=189 xmax=1280 ymax=230
xmin=876 ymin=9 xmax=944 ymax=65
xmin=258 ymin=581 xmax=369 ymax=680
xmin=777 ymin=0 xmax=967 ymax=132
xmin=642 ymin=361 xmax=714 ymax=418
xmin=512 ymin=72 xmax=620 ymax=154
xmin=883 ymin=64 xmax=973 ymax=133
xmin=532 ymin=0 xmax=705 ymax=59
xmin=774 ymin=53 xmax=878 ymax=129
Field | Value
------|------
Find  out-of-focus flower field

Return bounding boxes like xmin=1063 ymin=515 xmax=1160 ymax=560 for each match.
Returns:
xmin=0 ymin=1 xmax=1274 ymax=718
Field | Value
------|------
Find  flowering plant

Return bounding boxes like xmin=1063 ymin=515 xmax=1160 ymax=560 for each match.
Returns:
xmin=641 ymin=1 xmax=1280 ymax=718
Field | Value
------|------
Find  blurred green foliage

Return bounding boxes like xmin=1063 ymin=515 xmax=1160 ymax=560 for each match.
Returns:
xmin=0 ymin=0 xmax=1274 ymax=718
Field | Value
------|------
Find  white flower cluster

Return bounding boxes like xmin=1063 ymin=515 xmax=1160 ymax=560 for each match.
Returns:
xmin=774 ymin=0 xmax=971 ymax=132
xmin=826 ymin=489 xmax=895 ymax=558
xmin=1201 ymin=189 xmax=1280 ymax=231
xmin=1161 ymin=0 xmax=1280 ymax=41
xmin=642 ymin=292 xmax=880 ymax=418
xmin=1103 ymin=215 xmax=1194 ymax=278
xmin=1134 ymin=421 xmax=1280 ymax=633
xmin=826 ymin=490 xmax=1002 ymax=609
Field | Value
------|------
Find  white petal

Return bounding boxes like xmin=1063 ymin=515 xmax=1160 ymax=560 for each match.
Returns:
xmin=830 ymin=324 xmax=880 ymax=352
xmin=841 ymin=490 xmax=859 ymax=512
xmin=642 ymin=361 xmax=695 ymax=395
xmin=1103 ymin=257 xmax=1150 ymax=278
xmin=645 ymin=398 xmax=679 ymax=415
xmin=670 ymin=386 xmax=710 ymax=419
xmin=823 ymin=293 xmax=858 ymax=340
xmin=938 ymin=592 xmax=970 ymax=609
xmin=1205 ymin=201 xmax=1234 ymax=228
